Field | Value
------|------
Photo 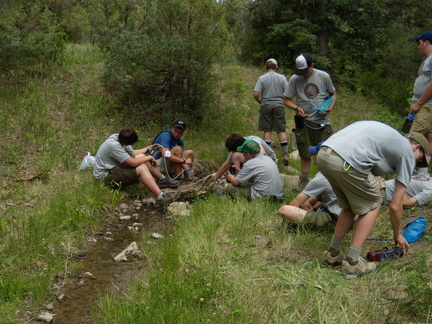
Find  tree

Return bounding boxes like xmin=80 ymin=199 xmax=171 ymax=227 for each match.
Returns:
xmin=92 ymin=0 xmax=229 ymax=121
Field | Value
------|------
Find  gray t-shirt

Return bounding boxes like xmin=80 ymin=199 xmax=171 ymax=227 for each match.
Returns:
xmin=303 ymin=172 xmax=341 ymax=216
xmin=93 ymin=134 xmax=134 ymax=179
xmin=412 ymin=54 xmax=432 ymax=105
xmin=254 ymin=71 xmax=288 ymax=106
xmin=235 ymin=154 xmax=283 ymax=199
xmin=226 ymin=135 xmax=276 ymax=162
xmin=385 ymin=177 xmax=432 ymax=206
xmin=284 ymin=69 xmax=336 ymax=125
xmin=322 ymin=120 xmax=415 ymax=187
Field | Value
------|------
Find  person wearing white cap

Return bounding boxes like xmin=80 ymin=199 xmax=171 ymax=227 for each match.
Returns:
xmin=283 ymin=53 xmax=337 ymax=191
xmin=409 ymin=31 xmax=432 ymax=177
xmin=254 ymin=58 xmax=290 ymax=165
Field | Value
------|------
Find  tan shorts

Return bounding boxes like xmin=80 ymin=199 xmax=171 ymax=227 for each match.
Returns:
xmin=411 ymin=104 xmax=432 ymax=134
xmin=317 ymin=147 xmax=384 ymax=216
xmin=157 ymin=158 xmax=174 ymax=176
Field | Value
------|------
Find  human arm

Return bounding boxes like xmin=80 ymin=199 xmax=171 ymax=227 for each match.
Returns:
xmin=254 ymin=91 xmax=261 ymax=104
xmin=389 ymin=180 xmax=409 ymax=252
xmin=225 ymin=172 xmax=241 ymax=186
xmin=410 ymin=80 xmax=432 ymax=114
xmin=284 ymin=97 xmax=308 ymax=118
xmin=133 ymin=144 xmax=159 ymax=156
xmin=402 ymin=195 xmax=417 ymax=207
xmin=214 ymin=161 xmax=230 ymax=181
xmin=322 ymin=92 xmax=337 ymax=115
xmin=123 ymin=155 xmax=156 ymax=168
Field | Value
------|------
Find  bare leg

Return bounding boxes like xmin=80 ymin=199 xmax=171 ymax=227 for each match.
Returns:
xmin=300 ymin=157 xmax=311 ymax=173
xmin=350 ymin=206 xmax=380 ymax=248
xmin=278 ymin=205 xmax=307 ymax=223
xmin=136 ymin=164 xmax=161 ymax=196
xmin=263 ymin=131 xmax=272 ymax=142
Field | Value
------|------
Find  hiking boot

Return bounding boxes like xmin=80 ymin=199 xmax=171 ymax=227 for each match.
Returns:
xmin=282 ymin=154 xmax=289 ymax=166
xmin=293 ymin=175 xmax=309 ymax=192
xmin=322 ymin=250 xmax=344 ymax=267
xmin=157 ymin=177 xmax=180 ymax=189
xmin=158 ymin=191 xmax=182 ymax=207
xmin=341 ymin=257 xmax=377 ymax=279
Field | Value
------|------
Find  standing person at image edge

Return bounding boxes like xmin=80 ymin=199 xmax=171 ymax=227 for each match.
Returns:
xmin=284 ymin=53 xmax=337 ymax=191
xmin=409 ymin=31 xmax=432 ymax=177
xmin=254 ymin=58 xmax=290 ymax=165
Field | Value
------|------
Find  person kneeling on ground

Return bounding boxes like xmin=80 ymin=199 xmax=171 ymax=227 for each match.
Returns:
xmin=214 ymin=133 xmax=277 ymax=181
xmin=223 ymin=139 xmax=284 ymax=200
xmin=93 ymin=128 xmax=180 ymax=205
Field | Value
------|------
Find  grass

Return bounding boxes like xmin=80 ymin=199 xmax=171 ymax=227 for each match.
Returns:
xmin=1 ymin=43 xmax=431 ymax=323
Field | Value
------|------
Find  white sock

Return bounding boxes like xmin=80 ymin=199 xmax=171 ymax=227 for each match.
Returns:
xmin=157 ymin=192 xmax=164 ymax=201
xmin=158 ymin=175 xmax=166 ymax=181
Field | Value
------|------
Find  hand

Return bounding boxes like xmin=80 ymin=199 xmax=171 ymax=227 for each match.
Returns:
xmin=296 ymin=107 xmax=309 ymax=118
xmin=148 ymin=157 xmax=156 ymax=168
xmin=394 ymin=234 xmax=409 ymax=253
xmin=410 ymin=102 xmax=421 ymax=114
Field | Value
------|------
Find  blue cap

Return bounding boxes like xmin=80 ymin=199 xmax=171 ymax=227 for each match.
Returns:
xmin=413 ymin=31 xmax=432 ymax=43
xmin=308 ymin=141 xmax=324 ymax=154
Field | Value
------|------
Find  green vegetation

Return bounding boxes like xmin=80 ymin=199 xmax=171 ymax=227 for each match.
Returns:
xmin=1 ymin=0 xmax=431 ymax=322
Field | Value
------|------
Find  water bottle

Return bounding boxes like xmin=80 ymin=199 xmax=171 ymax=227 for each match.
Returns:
xmin=402 ymin=216 xmax=426 ymax=243
xmin=229 ymin=163 xmax=236 ymax=175
xmin=402 ymin=113 xmax=415 ymax=133
xmin=187 ymin=168 xmax=194 ymax=180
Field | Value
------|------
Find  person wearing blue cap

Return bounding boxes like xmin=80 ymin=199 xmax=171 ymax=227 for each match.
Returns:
xmin=409 ymin=31 xmax=432 ymax=177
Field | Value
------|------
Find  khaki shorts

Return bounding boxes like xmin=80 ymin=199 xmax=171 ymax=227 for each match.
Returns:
xmin=294 ymin=122 xmax=332 ymax=159
xmin=225 ymin=183 xmax=252 ymax=200
xmin=157 ymin=158 xmax=174 ymax=176
xmin=104 ymin=164 xmax=139 ymax=188
xmin=411 ymin=104 xmax=432 ymax=134
xmin=303 ymin=210 xmax=337 ymax=230
xmin=258 ymin=104 xmax=286 ymax=133
xmin=317 ymin=147 xmax=384 ymax=216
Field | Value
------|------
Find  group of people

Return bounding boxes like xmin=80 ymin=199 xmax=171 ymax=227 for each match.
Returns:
xmin=91 ymin=30 xmax=432 ymax=278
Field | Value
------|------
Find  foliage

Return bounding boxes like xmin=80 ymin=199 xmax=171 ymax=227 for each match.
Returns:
xmin=91 ymin=0 xmax=229 ymax=121
xmin=0 ymin=1 xmax=67 ymax=75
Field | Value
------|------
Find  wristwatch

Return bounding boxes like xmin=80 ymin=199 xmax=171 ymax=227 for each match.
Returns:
xmin=183 ymin=158 xmax=186 ymax=164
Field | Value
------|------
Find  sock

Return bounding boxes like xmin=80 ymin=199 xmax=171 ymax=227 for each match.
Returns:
xmin=301 ymin=172 xmax=309 ymax=179
xmin=328 ymin=235 xmax=343 ymax=256
xmin=157 ymin=192 xmax=164 ymax=201
xmin=346 ymin=245 xmax=361 ymax=265
xmin=280 ymin=141 xmax=288 ymax=154
xmin=158 ymin=175 xmax=166 ymax=181
xmin=265 ymin=140 xmax=272 ymax=146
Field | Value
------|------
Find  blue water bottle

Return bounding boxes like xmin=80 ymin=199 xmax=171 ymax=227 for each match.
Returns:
xmin=402 ymin=113 xmax=415 ymax=133
xmin=316 ymin=96 xmax=334 ymax=114
xmin=402 ymin=216 xmax=426 ymax=243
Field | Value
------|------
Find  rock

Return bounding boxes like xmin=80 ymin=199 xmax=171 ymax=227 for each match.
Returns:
xmin=83 ymin=272 xmax=96 ymax=280
xmin=279 ymin=174 xmax=300 ymax=188
xmin=120 ymin=215 xmax=131 ymax=220
xmin=113 ymin=242 xmax=142 ymax=262
xmin=37 ymin=311 xmax=55 ymax=323
xmin=151 ymin=232 xmax=164 ymax=239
